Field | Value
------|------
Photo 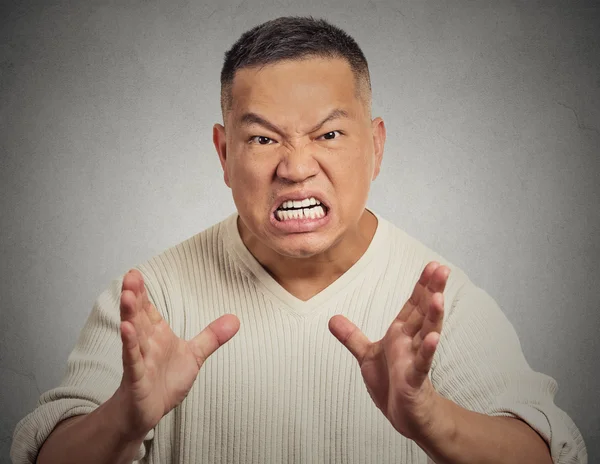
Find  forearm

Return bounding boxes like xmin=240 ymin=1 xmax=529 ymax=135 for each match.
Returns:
xmin=36 ymin=396 xmax=145 ymax=464
xmin=414 ymin=395 xmax=553 ymax=464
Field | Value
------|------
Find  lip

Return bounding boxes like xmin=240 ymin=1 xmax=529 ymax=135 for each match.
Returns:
xmin=269 ymin=190 xmax=331 ymax=233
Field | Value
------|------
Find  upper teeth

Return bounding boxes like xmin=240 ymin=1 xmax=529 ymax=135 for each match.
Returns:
xmin=280 ymin=197 xmax=321 ymax=209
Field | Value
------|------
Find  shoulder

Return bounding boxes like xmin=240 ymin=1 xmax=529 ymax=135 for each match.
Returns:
xmin=126 ymin=214 xmax=236 ymax=318
xmin=135 ymin=214 xmax=233 ymax=277
xmin=374 ymin=212 xmax=474 ymax=308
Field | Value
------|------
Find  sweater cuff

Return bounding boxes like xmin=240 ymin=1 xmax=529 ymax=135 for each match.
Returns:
xmin=10 ymin=399 xmax=151 ymax=463
xmin=487 ymin=402 xmax=587 ymax=464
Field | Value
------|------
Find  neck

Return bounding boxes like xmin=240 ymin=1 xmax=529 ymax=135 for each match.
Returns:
xmin=237 ymin=209 xmax=378 ymax=299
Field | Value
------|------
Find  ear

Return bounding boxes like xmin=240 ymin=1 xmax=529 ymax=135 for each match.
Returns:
xmin=371 ymin=117 xmax=386 ymax=180
xmin=213 ymin=123 xmax=231 ymax=188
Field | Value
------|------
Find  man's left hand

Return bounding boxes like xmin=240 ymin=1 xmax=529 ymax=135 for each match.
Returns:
xmin=329 ymin=261 xmax=451 ymax=441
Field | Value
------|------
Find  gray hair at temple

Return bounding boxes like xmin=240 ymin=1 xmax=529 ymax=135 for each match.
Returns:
xmin=219 ymin=16 xmax=372 ymax=120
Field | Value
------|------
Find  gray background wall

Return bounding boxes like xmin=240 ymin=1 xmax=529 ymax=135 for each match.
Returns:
xmin=1 ymin=0 xmax=598 ymax=462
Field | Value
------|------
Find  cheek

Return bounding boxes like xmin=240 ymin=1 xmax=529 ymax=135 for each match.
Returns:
xmin=324 ymin=143 xmax=371 ymax=182
xmin=229 ymin=154 xmax=276 ymax=199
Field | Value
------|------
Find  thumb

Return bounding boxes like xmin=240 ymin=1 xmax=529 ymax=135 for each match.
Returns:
xmin=329 ymin=315 xmax=371 ymax=364
xmin=189 ymin=314 xmax=240 ymax=367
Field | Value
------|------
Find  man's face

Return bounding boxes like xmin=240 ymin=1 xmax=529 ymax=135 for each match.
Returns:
xmin=213 ymin=56 xmax=385 ymax=259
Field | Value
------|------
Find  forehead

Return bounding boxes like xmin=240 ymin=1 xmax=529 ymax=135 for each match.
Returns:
xmin=228 ymin=57 xmax=363 ymax=124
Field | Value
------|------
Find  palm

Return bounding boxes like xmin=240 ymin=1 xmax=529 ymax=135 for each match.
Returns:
xmin=125 ymin=318 xmax=199 ymax=428
xmin=330 ymin=261 xmax=450 ymax=439
xmin=117 ymin=269 xmax=239 ymax=439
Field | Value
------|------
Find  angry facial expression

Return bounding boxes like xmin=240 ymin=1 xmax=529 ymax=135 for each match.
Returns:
xmin=213 ymin=56 xmax=385 ymax=259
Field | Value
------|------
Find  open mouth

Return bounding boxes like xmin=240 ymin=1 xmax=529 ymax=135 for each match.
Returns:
xmin=274 ymin=197 xmax=329 ymax=221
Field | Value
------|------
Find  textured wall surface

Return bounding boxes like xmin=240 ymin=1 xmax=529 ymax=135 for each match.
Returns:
xmin=1 ymin=0 xmax=598 ymax=462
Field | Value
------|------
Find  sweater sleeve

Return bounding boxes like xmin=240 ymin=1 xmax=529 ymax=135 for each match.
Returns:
xmin=10 ymin=275 xmax=154 ymax=464
xmin=431 ymin=279 xmax=587 ymax=464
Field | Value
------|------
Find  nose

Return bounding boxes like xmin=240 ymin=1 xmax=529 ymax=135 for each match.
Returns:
xmin=275 ymin=143 xmax=320 ymax=183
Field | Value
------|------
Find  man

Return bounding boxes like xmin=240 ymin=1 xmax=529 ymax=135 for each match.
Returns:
xmin=11 ymin=16 xmax=586 ymax=464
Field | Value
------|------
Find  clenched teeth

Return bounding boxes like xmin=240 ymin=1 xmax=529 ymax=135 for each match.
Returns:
xmin=276 ymin=205 xmax=326 ymax=221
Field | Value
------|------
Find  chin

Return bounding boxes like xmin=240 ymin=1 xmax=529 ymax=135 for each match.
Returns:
xmin=270 ymin=233 xmax=335 ymax=258
xmin=275 ymin=247 xmax=323 ymax=259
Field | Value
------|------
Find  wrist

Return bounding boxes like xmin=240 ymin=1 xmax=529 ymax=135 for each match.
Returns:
xmin=412 ymin=393 xmax=457 ymax=449
xmin=103 ymin=389 xmax=150 ymax=445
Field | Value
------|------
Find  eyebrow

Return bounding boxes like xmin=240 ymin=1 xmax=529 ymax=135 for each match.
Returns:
xmin=238 ymin=108 xmax=350 ymax=137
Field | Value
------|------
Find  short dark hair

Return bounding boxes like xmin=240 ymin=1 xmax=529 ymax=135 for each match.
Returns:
xmin=220 ymin=16 xmax=371 ymax=118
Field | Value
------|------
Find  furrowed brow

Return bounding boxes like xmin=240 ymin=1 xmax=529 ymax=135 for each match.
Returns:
xmin=238 ymin=109 xmax=350 ymax=138
xmin=239 ymin=113 xmax=284 ymax=137
xmin=308 ymin=108 xmax=350 ymax=133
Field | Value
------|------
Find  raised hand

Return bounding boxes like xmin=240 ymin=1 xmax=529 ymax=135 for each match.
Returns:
xmin=114 ymin=269 xmax=240 ymax=441
xmin=329 ymin=261 xmax=450 ymax=441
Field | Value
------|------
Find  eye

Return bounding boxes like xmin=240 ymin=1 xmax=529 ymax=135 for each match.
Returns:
xmin=249 ymin=135 xmax=275 ymax=145
xmin=319 ymin=130 xmax=342 ymax=140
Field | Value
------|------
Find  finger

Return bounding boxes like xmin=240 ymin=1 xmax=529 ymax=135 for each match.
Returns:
xmin=122 ymin=271 xmax=155 ymax=348
xmin=125 ymin=270 xmax=154 ymax=330
xmin=120 ymin=287 xmax=151 ymax=356
xmin=408 ymin=331 xmax=439 ymax=388
xmin=328 ymin=315 xmax=372 ymax=364
xmin=403 ymin=290 xmax=444 ymax=339
xmin=402 ymin=298 xmax=426 ymax=338
xmin=403 ymin=265 xmax=450 ymax=337
xmin=411 ymin=291 xmax=445 ymax=350
xmin=189 ymin=314 xmax=240 ymax=367
xmin=127 ymin=268 xmax=163 ymax=325
xmin=419 ymin=290 xmax=445 ymax=338
xmin=427 ymin=265 xmax=451 ymax=294
xmin=122 ymin=269 xmax=145 ymax=297
xmin=397 ymin=261 xmax=440 ymax=323
xmin=120 ymin=321 xmax=146 ymax=384
xmin=139 ymin=279 xmax=163 ymax=325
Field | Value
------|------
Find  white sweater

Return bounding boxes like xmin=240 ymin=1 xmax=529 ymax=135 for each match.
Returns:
xmin=11 ymin=211 xmax=587 ymax=463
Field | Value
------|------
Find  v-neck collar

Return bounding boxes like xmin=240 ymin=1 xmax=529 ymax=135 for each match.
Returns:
xmin=223 ymin=209 xmax=390 ymax=314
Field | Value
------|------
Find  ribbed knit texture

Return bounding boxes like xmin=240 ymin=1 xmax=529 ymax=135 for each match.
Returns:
xmin=11 ymin=211 xmax=587 ymax=463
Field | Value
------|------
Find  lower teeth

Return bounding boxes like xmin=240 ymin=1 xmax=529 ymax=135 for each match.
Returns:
xmin=276 ymin=205 xmax=326 ymax=221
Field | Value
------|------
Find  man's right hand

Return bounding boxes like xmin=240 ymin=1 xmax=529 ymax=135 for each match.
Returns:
xmin=36 ymin=270 xmax=239 ymax=464
xmin=114 ymin=269 xmax=240 ymax=441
